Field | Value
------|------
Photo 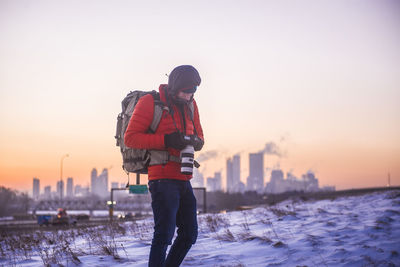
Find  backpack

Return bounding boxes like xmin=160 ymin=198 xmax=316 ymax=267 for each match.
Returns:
xmin=115 ymin=90 xmax=195 ymax=174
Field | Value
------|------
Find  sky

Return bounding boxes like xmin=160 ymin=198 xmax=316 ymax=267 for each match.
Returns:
xmin=0 ymin=0 xmax=399 ymax=193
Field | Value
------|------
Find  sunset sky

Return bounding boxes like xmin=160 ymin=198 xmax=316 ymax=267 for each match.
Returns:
xmin=1 ymin=0 xmax=399 ymax=194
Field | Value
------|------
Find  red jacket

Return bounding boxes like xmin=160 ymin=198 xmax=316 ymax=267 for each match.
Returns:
xmin=124 ymin=84 xmax=204 ymax=181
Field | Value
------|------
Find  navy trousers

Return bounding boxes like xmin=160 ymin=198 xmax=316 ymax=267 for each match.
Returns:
xmin=148 ymin=179 xmax=198 ymax=267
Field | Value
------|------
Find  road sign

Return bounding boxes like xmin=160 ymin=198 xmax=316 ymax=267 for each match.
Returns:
xmin=129 ymin=184 xmax=148 ymax=194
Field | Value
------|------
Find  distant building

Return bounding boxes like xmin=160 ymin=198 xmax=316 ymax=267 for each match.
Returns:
xmin=232 ymin=155 xmax=241 ymax=190
xmin=56 ymin=180 xmax=64 ymax=199
xmin=192 ymin=168 xmax=205 ymax=188
xmin=66 ymin=177 xmax=74 ymax=197
xmin=98 ymin=168 xmax=109 ymax=195
xmin=227 ymin=158 xmax=233 ymax=191
xmin=247 ymin=152 xmax=264 ymax=193
xmin=33 ymin=177 xmax=40 ymax=200
xmin=226 ymin=154 xmax=241 ymax=193
xmin=74 ymin=185 xmax=82 ymax=196
xmin=75 ymin=185 xmax=90 ymax=197
xmin=236 ymin=182 xmax=246 ymax=193
xmin=207 ymin=172 xmax=222 ymax=192
xmin=214 ymin=172 xmax=222 ymax=191
xmin=265 ymin=169 xmax=284 ymax=193
xmin=44 ymin=186 xmax=51 ymax=199
xmin=111 ymin=182 xmax=126 ymax=200
xmin=265 ymin=169 xmax=327 ymax=194
xmin=91 ymin=168 xmax=98 ymax=194
xmin=91 ymin=168 xmax=109 ymax=197
xmin=301 ymin=171 xmax=319 ymax=192
xmin=206 ymin=177 xmax=213 ymax=191
xmin=83 ymin=187 xmax=90 ymax=195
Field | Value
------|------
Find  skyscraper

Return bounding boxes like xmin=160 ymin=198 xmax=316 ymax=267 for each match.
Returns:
xmin=214 ymin=172 xmax=222 ymax=191
xmin=57 ymin=180 xmax=64 ymax=199
xmin=44 ymin=186 xmax=51 ymax=199
xmin=91 ymin=168 xmax=109 ymax=197
xmin=226 ymin=158 xmax=233 ymax=192
xmin=98 ymin=168 xmax=109 ymax=196
xmin=33 ymin=177 xmax=40 ymax=200
xmin=232 ymin=154 xmax=241 ymax=191
xmin=247 ymin=152 xmax=264 ymax=193
xmin=226 ymin=154 xmax=241 ymax=193
xmin=66 ymin=177 xmax=74 ymax=197
xmin=91 ymin=168 xmax=98 ymax=194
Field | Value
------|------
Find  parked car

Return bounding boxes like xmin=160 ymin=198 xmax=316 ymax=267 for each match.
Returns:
xmin=37 ymin=214 xmax=52 ymax=226
xmin=36 ymin=208 xmax=77 ymax=226
xmin=52 ymin=208 xmax=77 ymax=225
xmin=117 ymin=212 xmax=133 ymax=220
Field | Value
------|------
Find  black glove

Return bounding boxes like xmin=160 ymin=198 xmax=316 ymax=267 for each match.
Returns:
xmin=164 ymin=131 xmax=188 ymax=150
xmin=190 ymin=135 xmax=204 ymax=151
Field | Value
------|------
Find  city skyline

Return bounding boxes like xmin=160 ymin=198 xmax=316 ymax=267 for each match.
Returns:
xmin=30 ymin=167 xmax=111 ymax=199
xmin=29 ymin=152 xmax=333 ymax=198
xmin=13 ymin=138 xmax=400 ymax=196
xmin=1 ymin=1 xmax=399 ymax=192
xmin=14 ymin=137 xmax=400 ymax=196
xmin=196 ymin=150 xmax=333 ymax=193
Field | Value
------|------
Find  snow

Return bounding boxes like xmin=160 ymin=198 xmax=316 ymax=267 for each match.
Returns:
xmin=1 ymin=190 xmax=399 ymax=266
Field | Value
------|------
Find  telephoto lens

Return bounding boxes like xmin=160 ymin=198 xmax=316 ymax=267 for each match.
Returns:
xmin=181 ymin=137 xmax=195 ymax=175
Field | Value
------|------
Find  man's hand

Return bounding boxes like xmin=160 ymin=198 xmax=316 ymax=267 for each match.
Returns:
xmin=164 ymin=132 xmax=188 ymax=150
xmin=189 ymin=135 xmax=204 ymax=151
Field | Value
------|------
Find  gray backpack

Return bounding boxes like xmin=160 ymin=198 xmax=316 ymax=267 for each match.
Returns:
xmin=115 ymin=90 xmax=194 ymax=174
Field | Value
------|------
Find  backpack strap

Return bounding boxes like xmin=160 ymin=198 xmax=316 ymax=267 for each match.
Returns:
xmin=187 ymin=101 xmax=199 ymax=136
xmin=148 ymin=91 xmax=165 ymax=133
xmin=147 ymin=92 xmax=180 ymax=164
xmin=188 ymin=102 xmax=194 ymax=121
xmin=149 ymin=105 xmax=163 ymax=133
xmin=148 ymin=150 xmax=180 ymax=165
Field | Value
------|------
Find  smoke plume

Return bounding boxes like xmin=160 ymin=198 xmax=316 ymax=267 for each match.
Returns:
xmin=261 ymin=142 xmax=284 ymax=157
xmin=195 ymin=150 xmax=219 ymax=162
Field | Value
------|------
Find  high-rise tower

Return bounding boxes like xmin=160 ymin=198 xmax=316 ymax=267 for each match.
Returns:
xmin=247 ymin=152 xmax=264 ymax=193
xmin=33 ymin=177 xmax=40 ymax=200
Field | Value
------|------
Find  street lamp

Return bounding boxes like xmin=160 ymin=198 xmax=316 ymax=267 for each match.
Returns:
xmin=60 ymin=154 xmax=69 ymax=201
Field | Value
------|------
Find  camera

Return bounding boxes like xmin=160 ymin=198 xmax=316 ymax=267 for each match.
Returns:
xmin=180 ymin=136 xmax=194 ymax=175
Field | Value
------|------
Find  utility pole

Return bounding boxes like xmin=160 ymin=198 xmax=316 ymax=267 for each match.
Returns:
xmin=109 ymin=188 xmax=124 ymax=221
xmin=387 ymin=172 xmax=391 ymax=187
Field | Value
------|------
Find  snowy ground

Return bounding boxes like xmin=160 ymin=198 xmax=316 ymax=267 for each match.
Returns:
xmin=1 ymin=190 xmax=399 ymax=266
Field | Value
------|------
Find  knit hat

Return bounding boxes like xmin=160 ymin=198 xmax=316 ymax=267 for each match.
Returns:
xmin=167 ymin=65 xmax=201 ymax=96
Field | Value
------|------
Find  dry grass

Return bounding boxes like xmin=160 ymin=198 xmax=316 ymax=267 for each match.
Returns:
xmin=0 ymin=230 xmax=83 ymax=266
xmin=126 ymin=220 xmax=153 ymax=241
xmin=203 ymin=211 xmax=286 ymax=249
xmin=268 ymin=207 xmax=297 ymax=217
xmin=216 ymin=229 xmax=236 ymax=242
xmin=199 ymin=214 xmax=230 ymax=233
xmin=0 ymin=221 xmax=141 ymax=265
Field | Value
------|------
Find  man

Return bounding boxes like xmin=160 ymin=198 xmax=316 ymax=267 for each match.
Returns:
xmin=124 ymin=65 xmax=204 ymax=267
